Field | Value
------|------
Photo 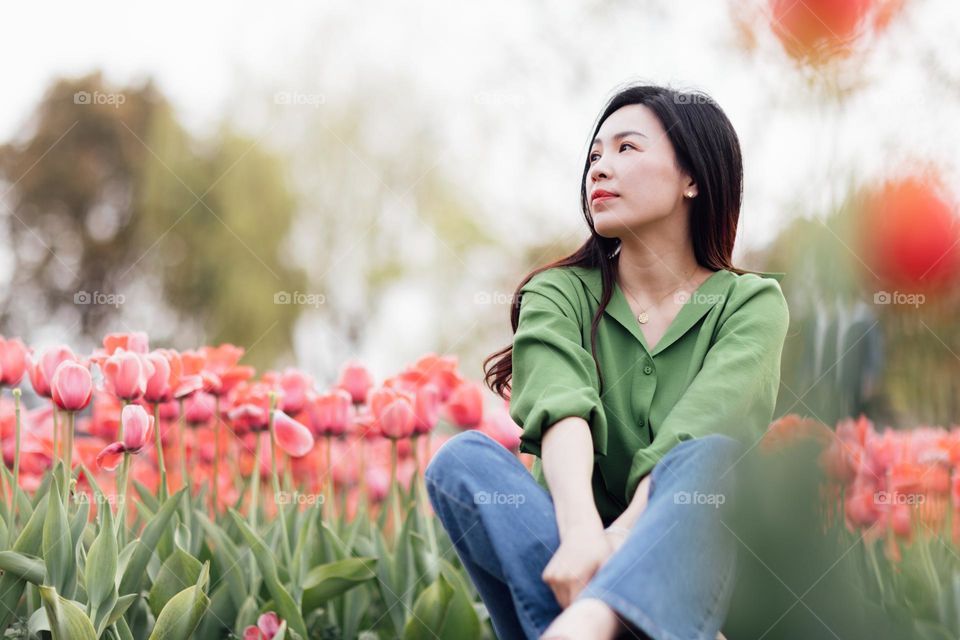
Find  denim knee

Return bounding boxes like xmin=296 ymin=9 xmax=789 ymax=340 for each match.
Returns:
xmin=424 ymin=429 xmax=500 ymax=487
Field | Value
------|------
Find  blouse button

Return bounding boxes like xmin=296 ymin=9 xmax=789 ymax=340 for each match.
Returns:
xmin=643 ymin=365 xmax=654 ymax=375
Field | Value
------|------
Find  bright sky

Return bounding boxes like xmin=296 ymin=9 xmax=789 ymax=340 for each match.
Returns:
xmin=2 ymin=0 xmax=958 ymax=376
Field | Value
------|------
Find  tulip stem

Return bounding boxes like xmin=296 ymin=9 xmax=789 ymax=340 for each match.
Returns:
xmin=51 ymin=403 xmax=59 ymax=471
xmin=11 ymin=389 xmax=23 ymax=527
xmin=63 ymin=411 xmax=75 ymax=505
xmin=153 ymin=403 xmax=169 ymax=502
xmin=177 ymin=398 xmax=191 ymax=499
xmin=117 ymin=452 xmax=132 ymax=548
xmin=268 ymin=395 xmax=293 ymax=564
xmin=390 ymin=438 xmax=401 ymax=537
xmin=212 ymin=396 xmax=221 ymax=518
xmin=325 ymin=435 xmax=336 ymax=521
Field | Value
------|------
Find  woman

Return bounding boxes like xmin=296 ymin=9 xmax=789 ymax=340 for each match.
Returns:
xmin=424 ymin=82 xmax=790 ymax=640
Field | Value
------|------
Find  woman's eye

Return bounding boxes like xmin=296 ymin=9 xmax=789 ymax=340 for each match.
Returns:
xmin=590 ymin=143 xmax=634 ymax=163
xmin=620 ymin=143 xmax=634 ymax=152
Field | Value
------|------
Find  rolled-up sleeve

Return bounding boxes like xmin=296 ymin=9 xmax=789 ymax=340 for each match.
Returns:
xmin=508 ymin=270 xmax=608 ymax=460
xmin=624 ymin=277 xmax=790 ymax=503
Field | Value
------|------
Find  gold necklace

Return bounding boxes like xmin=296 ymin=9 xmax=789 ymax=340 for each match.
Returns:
xmin=620 ymin=265 xmax=700 ymax=325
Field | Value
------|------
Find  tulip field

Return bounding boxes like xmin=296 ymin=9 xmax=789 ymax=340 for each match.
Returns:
xmin=0 ymin=333 xmax=517 ymax=639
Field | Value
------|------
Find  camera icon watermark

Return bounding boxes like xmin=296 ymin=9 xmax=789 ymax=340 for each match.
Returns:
xmin=274 ymin=91 xmax=325 ymax=108
xmin=873 ymin=290 xmax=925 ymax=308
xmin=74 ymin=290 xmax=125 ymax=308
xmin=473 ymin=491 xmax=526 ymax=508
xmin=673 ymin=490 xmax=726 ymax=508
xmin=74 ymin=91 xmax=126 ymax=108
xmin=673 ymin=93 xmax=715 ymax=106
xmin=274 ymin=291 xmax=326 ymax=308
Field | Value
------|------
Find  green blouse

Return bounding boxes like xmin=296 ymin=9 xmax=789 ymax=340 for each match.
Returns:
xmin=508 ymin=264 xmax=790 ymax=525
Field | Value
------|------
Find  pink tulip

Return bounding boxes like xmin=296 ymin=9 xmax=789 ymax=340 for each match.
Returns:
xmin=0 ymin=336 xmax=28 ymax=386
xmin=243 ymin=611 xmax=282 ymax=640
xmin=102 ymin=331 xmax=150 ymax=355
xmin=271 ymin=410 xmax=315 ymax=457
xmin=378 ymin=396 xmax=416 ymax=440
xmin=27 ymin=345 xmax=77 ymax=398
xmin=95 ymin=404 xmax=154 ymax=471
xmin=103 ymin=349 xmax=154 ymax=400
xmin=121 ymin=404 xmax=154 ymax=451
xmin=306 ymin=389 xmax=353 ymax=437
xmin=51 ymin=361 xmax=93 ymax=412
xmin=183 ymin=392 xmax=216 ymax=425
xmin=413 ymin=383 xmax=441 ymax=435
xmin=277 ymin=368 xmax=312 ymax=414
xmin=336 ymin=360 xmax=374 ymax=404
xmin=479 ymin=402 xmax=521 ymax=450
xmin=446 ymin=381 xmax=484 ymax=428
xmin=143 ymin=351 xmax=174 ymax=403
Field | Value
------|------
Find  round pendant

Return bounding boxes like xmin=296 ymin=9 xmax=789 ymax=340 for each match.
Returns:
xmin=637 ymin=312 xmax=649 ymax=324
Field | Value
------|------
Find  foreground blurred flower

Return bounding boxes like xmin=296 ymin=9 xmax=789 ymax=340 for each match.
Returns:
xmin=243 ymin=611 xmax=282 ymax=640
xmin=769 ymin=0 xmax=890 ymax=65
xmin=858 ymin=175 xmax=960 ymax=293
xmin=0 ymin=336 xmax=28 ymax=387
xmin=96 ymin=404 xmax=155 ymax=471
xmin=270 ymin=410 xmax=315 ymax=457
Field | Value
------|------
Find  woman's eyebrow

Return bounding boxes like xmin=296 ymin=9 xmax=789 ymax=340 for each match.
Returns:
xmin=591 ymin=130 xmax=648 ymax=146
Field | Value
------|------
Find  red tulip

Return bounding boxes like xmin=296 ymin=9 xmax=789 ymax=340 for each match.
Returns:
xmin=271 ymin=410 xmax=315 ymax=457
xmin=0 ymin=336 xmax=28 ymax=387
xmin=445 ymin=381 xmax=484 ymax=429
xmin=770 ymin=0 xmax=874 ymax=64
xmin=143 ymin=350 xmax=181 ymax=403
xmin=336 ymin=360 xmax=374 ymax=404
xmin=51 ymin=361 xmax=93 ymax=412
xmin=275 ymin=368 xmax=312 ymax=414
xmin=858 ymin=176 xmax=960 ymax=293
xmin=102 ymin=331 xmax=149 ymax=355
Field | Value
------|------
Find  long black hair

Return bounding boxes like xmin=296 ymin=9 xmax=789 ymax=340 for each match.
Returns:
xmin=483 ymin=82 xmax=751 ymax=400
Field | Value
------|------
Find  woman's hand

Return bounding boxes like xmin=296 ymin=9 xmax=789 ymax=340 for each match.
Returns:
xmin=542 ymin=519 xmax=614 ymax=608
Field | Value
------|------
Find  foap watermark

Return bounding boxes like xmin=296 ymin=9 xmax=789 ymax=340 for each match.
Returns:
xmin=75 ymin=290 xmax=125 ymax=308
xmin=874 ymin=290 xmax=925 ymax=308
xmin=874 ymin=491 xmax=925 ymax=506
xmin=74 ymin=90 xmax=126 ymax=108
xmin=274 ymin=91 xmax=325 ymax=108
xmin=673 ymin=490 xmax=726 ymax=508
xmin=274 ymin=291 xmax=325 ymax=308
xmin=473 ymin=290 xmax=518 ymax=306
xmin=675 ymin=291 xmax=726 ymax=305
xmin=277 ymin=491 xmax=324 ymax=506
xmin=474 ymin=491 xmax=526 ymax=508
xmin=73 ymin=492 xmax=125 ymax=507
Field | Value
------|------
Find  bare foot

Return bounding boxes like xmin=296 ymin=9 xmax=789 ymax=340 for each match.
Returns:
xmin=540 ymin=598 xmax=623 ymax=640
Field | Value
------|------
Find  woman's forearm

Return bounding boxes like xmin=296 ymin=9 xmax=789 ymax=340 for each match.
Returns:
xmin=541 ymin=416 xmax=603 ymax=538
xmin=608 ymin=473 xmax=652 ymax=531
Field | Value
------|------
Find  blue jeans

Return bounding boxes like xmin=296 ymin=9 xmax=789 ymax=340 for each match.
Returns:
xmin=424 ymin=430 xmax=743 ymax=640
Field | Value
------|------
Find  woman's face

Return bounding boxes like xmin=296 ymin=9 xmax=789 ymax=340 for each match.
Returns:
xmin=585 ymin=103 xmax=696 ymax=237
